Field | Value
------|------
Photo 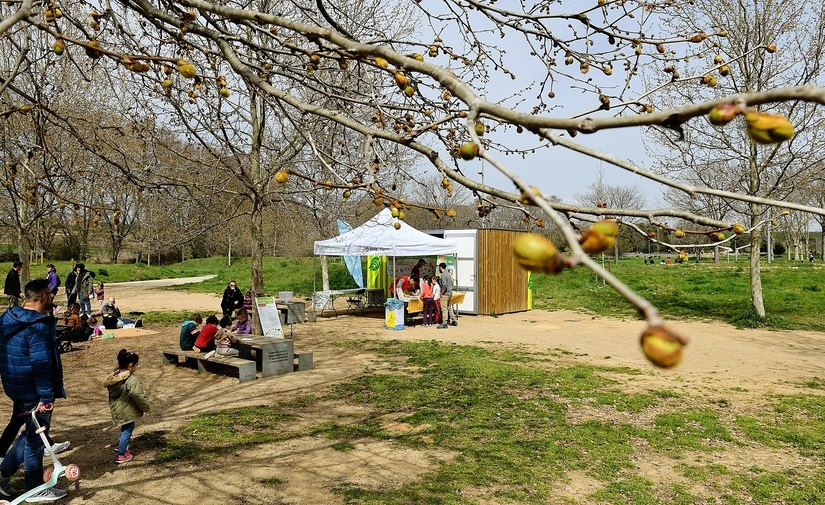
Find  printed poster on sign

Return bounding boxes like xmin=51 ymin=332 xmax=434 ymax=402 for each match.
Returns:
xmin=255 ymin=297 xmax=284 ymax=338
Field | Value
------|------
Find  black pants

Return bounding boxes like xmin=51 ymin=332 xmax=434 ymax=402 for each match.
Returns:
xmin=0 ymin=403 xmax=54 ymax=457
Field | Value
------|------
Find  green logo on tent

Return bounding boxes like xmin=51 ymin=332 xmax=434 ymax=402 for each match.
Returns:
xmin=369 ymin=257 xmax=381 ymax=271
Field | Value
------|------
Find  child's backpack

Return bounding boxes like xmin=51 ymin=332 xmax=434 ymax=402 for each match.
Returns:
xmin=55 ymin=274 xmax=61 ymax=288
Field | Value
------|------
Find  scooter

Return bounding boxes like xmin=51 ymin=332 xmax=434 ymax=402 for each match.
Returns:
xmin=0 ymin=405 xmax=80 ymax=505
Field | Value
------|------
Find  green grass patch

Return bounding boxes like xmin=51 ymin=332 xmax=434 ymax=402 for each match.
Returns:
xmin=735 ymin=394 xmax=825 ymax=457
xmin=798 ymin=378 xmax=825 ymax=390
xmin=151 ymin=339 xmax=825 ymax=504
xmin=531 ymin=257 xmax=825 ymax=331
xmin=728 ymin=467 xmax=825 ymax=504
xmin=146 ymin=405 xmax=299 ymax=462
xmin=641 ymin=408 xmax=735 ymax=454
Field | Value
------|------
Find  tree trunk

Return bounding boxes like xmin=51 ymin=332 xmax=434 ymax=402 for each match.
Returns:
xmin=17 ymin=226 xmax=31 ymax=286
xmin=321 ymin=256 xmax=330 ymax=291
xmin=749 ymin=225 xmax=765 ymax=318
xmin=248 ymin=86 xmax=265 ymax=301
xmin=746 ymin=150 xmax=765 ymax=318
xmin=250 ymin=198 xmax=264 ymax=297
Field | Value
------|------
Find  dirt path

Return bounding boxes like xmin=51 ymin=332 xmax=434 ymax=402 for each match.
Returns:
xmin=101 ymin=276 xmax=221 ymax=313
xmin=13 ymin=279 xmax=825 ymax=504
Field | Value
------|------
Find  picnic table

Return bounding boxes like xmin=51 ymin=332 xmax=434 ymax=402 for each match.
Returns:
xmin=233 ymin=335 xmax=295 ymax=377
xmin=312 ymin=288 xmax=384 ymax=316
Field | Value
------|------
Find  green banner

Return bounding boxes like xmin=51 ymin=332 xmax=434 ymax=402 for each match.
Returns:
xmin=367 ymin=255 xmax=389 ymax=298
xmin=527 ymin=272 xmax=533 ymax=310
xmin=436 ymin=254 xmax=455 ymax=269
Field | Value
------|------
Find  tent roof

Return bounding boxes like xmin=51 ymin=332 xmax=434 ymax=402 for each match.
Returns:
xmin=314 ymin=208 xmax=459 ymax=257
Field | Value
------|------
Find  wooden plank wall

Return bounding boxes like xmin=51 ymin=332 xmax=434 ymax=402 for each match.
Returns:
xmin=476 ymin=229 xmax=529 ymax=315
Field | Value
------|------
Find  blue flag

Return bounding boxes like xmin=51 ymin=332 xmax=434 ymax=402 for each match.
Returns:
xmin=337 ymin=219 xmax=364 ymax=288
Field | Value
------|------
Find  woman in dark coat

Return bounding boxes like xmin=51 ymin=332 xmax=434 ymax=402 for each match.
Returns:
xmin=220 ymin=280 xmax=244 ymax=317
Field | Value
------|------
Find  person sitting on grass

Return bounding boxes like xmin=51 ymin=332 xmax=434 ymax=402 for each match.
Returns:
xmin=64 ymin=304 xmax=82 ymax=329
xmin=230 ymin=308 xmax=252 ymax=335
xmin=192 ymin=315 xmax=218 ymax=353
xmin=101 ymin=297 xmax=122 ymax=330
xmin=179 ymin=314 xmax=202 ymax=351
xmin=215 ymin=316 xmax=242 ymax=357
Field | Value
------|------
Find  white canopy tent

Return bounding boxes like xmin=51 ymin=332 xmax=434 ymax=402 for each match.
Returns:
xmin=312 ymin=209 xmax=459 ymax=310
xmin=314 ymin=208 xmax=459 ymax=257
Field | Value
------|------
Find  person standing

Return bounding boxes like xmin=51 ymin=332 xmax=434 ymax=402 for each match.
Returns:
xmin=64 ymin=264 xmax=78 ymax=307
xmin=420 ymin=275 xmax=435 ymax=327
xmin=93 ymin=282 xmax=105 ymax=313
xmin=76 ymin=265 xmax=93 ymax=317
xmin=410 ymin=259 xmax=426 ymax=286
xmin=436 ymin=262 xmax=457 ymax=329
xmin=0 ymin=279 xmax=68 ymax=502
xmin=3 ymin=261 xmax=23 ymax=309
xmin=104 ymin=349 xmax=149 ymax=464
xmin=45 ymin=264 xmax=60 ymax=299
xmin=220 ymin=280 xmax=244 ymax=318
xmin=432 ymin=275 xmax=442 ymax=324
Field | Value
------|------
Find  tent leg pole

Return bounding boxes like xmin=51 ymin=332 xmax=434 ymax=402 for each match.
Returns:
xmin=312 ymin=255 xmax=317 ymax=314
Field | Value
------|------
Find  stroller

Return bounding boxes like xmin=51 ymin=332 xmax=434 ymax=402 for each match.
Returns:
xmin=0 ymin=406 xmax=80 ymax=504
xmin=55 ymin=322 xmax=93 ymax=353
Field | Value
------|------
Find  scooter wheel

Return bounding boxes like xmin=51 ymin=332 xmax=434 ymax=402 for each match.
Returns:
xmin=43 ymin=467 xmax=54 ymax=482
xmin=65 ymin=464 xmax=80 ymax=481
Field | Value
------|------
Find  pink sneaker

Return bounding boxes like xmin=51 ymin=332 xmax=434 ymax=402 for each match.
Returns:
xmin=116 ymin=451 xmax=133 ymax=464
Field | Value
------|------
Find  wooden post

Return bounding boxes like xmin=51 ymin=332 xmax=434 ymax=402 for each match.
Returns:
xmin=251 ymin=298 xmax=263 ymax=335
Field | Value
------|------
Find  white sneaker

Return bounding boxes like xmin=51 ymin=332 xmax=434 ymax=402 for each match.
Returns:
xmin=203 ymin=350 xmax=216 ymax=359
xmin=25 ymin=487 xmax=68 ymax=502
xmin=51 ymin=441 xmax=70 ymax=454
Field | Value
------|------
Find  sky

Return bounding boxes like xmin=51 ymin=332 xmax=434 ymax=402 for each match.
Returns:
xmin=467 ymin=126 xmax=666 ymax=208
xmin=414 ymin=3 xmax=671 ymax=210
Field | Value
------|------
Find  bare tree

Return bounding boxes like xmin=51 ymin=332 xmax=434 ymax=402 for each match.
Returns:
xmin=4 ymin=0 xmax=825 ymax=364
xmin=645 ymin=0 xmax=825 ymax=317
xmin=574 ymin=168 xmax=646 ymax=261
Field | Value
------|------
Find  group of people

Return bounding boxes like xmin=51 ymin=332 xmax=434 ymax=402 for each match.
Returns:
xmin=0 ymin=278 xmax=149 ymax=502
xmin=179 ymin=306 xmax=253 ymax=358
xmin=6 ymin=261 xmax=111 ymax=319
xmin=61 ymin=263 xmax=100 ymax=318
xmin=399 ymin=260 xmax=458 ymax=329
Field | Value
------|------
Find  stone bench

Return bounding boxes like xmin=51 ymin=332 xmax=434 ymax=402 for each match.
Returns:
xmin=161 ymin=349 xmax=257 ymax=383
xmin=294 ymin=352 xmax=313 ymax=372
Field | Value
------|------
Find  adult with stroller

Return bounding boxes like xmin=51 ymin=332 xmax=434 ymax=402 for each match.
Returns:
xmin=0 ymin=279 xmax=68 ymax=502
